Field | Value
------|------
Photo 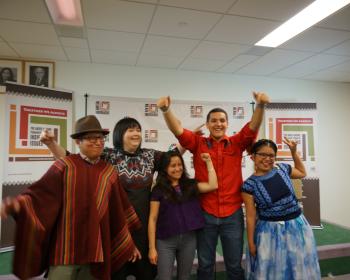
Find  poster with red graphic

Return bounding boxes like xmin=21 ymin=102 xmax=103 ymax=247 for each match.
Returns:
xmin=265 ymin=103 xmax=320 ymax=227
xmin=3 ymin=85 xmax=72 ymax=182
xmin=0 ymin=83 xmax=73 ymax=249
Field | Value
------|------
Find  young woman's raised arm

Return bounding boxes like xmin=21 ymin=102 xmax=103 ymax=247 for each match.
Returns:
xmin=197 ymin=153 xmax=218 ymax=193
xmin=283 ymin=137 xmax=306 ymax=179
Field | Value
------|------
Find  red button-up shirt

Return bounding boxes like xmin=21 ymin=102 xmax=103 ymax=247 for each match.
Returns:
xmin=177 ymin=122 xmax=257 ymax=217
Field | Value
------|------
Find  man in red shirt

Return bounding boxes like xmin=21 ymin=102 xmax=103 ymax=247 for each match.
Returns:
xmin=157 ymin=92 xmax=270 ymax=280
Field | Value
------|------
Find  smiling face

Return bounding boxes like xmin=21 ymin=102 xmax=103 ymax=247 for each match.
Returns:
xmin=123 ymin=127 xmax=142 ymax=153
xmin=76 ymin=132 xmax=105 ymax=160
xmin=252 ymin=145 xmax=276 ymax=175
xmin=206 ymin=112 xmax=228 ymax=141
xmin=166 ymin=156 xmax=184 ymax=185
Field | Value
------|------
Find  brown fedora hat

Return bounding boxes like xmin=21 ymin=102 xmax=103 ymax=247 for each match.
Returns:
xmin=70 ymin=115 xmax=109 ymax=139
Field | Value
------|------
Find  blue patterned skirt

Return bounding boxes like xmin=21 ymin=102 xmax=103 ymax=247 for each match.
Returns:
xmin=245 ymin=214 xmax=321 ymax=280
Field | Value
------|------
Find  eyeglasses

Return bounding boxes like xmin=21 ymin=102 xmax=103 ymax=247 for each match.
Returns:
xmin=81 ymin=135 xmax=106 ymax=143
xmin=255 ymin=152 xmax=276 ymax=159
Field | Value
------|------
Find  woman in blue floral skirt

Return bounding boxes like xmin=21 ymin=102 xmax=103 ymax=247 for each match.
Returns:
xmin=241 ymin=138 xmax=320 ymax=280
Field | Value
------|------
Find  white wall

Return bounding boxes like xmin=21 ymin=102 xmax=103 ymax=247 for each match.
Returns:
xmin=56 ymin=61 xmax=350 ymax=228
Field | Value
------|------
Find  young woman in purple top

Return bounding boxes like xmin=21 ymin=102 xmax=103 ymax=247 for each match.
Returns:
xmin=148 ymin=150 xmax=218 ymax=280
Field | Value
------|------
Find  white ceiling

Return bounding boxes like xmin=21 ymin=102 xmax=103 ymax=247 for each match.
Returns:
xmin=1 ymin=0 xmax=350 ymax=82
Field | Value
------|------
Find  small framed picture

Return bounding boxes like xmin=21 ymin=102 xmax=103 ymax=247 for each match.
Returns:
xmin=25 ymin=61 xmax=55 ymax=88
xmin=0 ymin=59 xmax=23 ymax=87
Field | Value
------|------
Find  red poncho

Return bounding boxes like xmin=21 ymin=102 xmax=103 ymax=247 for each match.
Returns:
xmin=12 ymin=154 xmax=141 ymax=280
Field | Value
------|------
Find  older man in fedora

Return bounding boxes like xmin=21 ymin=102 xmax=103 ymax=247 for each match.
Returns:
xmin=0 ymin=115 xmax=141 ymax=280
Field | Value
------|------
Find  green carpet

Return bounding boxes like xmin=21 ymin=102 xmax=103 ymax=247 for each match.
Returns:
xmin=0 ymin=251 xmax=12 ymax=275
xmin=313 ymin=221 xmax=350 ymax=245
xmin=1 ymin=221 xmax=350 ymax=276
xmin=319 ymin=257 xmax=350 ymax=277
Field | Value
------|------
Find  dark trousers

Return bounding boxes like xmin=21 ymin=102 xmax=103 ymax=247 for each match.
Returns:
xmin=112 ymin=258 xmax=157 ymax=280
xmin=113 ymin=216 xmax=157 ymax=280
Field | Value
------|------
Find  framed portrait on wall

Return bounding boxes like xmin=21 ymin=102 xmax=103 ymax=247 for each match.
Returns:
xmin=24 ymin=61 xmax=55 ymax=88
xmin=0 ymin=59 xmax=23 ymax=88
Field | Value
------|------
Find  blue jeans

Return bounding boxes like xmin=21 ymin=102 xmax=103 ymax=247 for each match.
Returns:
xmin=197 ymin=209 xmax=244 ymax=280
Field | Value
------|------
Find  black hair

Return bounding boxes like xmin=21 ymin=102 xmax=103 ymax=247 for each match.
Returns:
xmin=206 ymin=108 xmax=228 ymax=122
xmin=251 ymin=139 xmax=278 ymax=154
xmin=153 ymin=150 xmax=199 ymax=203
xmin=0 ymin=67 xmax=15 ymax=83
xmin=113 ymin=117 xmax=142 ymax=149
